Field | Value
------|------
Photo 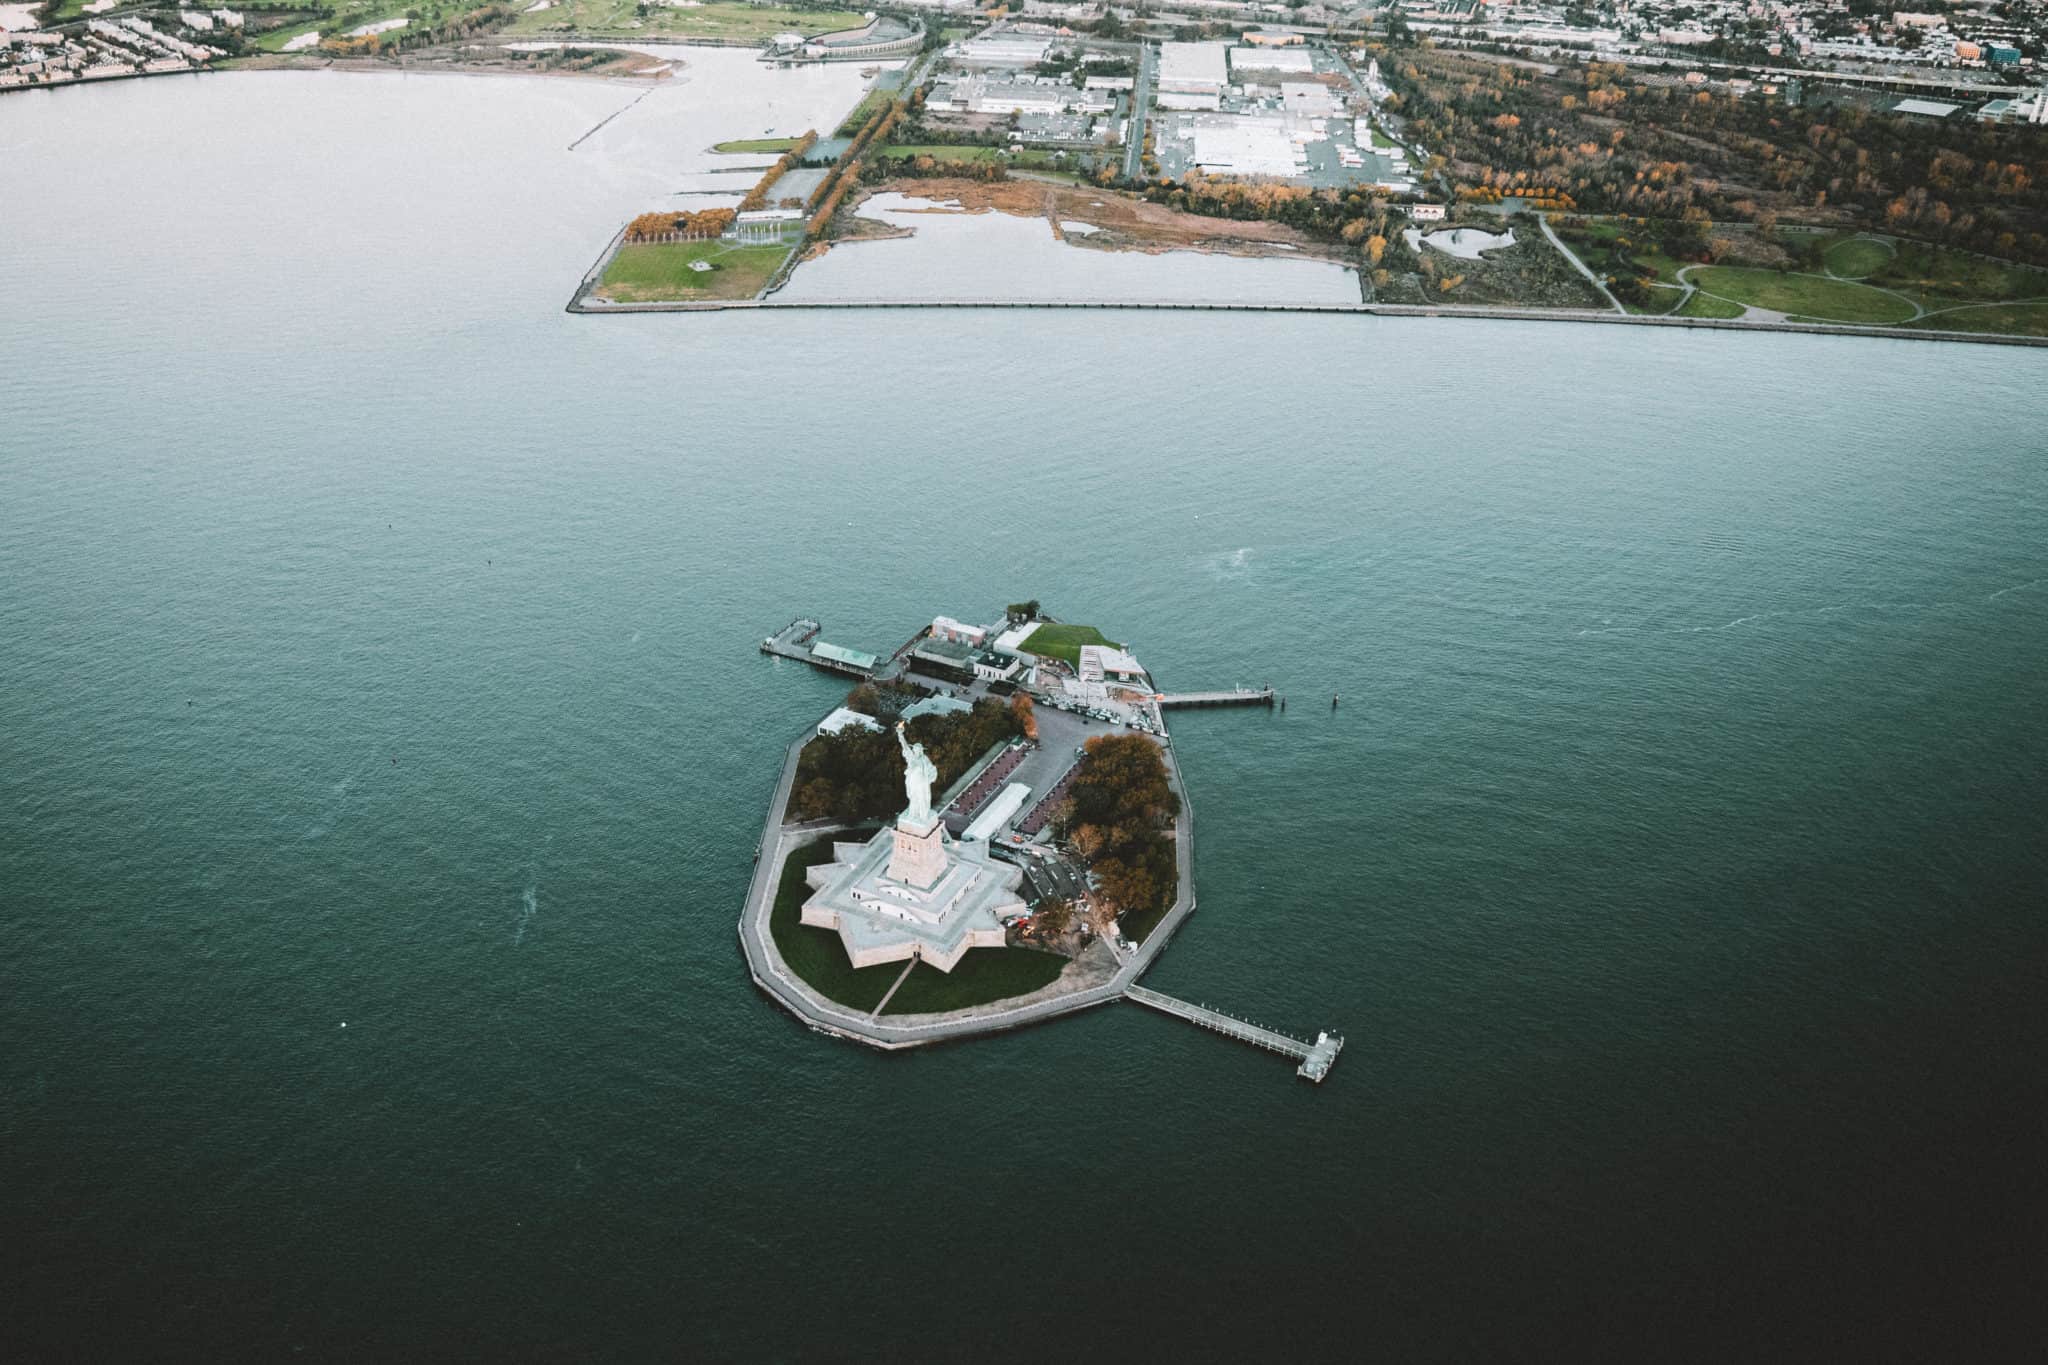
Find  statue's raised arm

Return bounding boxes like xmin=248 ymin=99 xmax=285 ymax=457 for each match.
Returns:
xmin=895 ymin=721 xmax=938 ymax=826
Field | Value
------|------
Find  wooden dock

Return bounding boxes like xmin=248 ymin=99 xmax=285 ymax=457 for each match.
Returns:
xmin=1126 ymin=985 xmax=1344 ymax=1083
xmin=1156 ymin=687 xmax=1275 ymax=709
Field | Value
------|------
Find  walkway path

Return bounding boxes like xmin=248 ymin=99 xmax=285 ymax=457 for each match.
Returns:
xmin=1538 ymin=212 xmax=1625 ymax=314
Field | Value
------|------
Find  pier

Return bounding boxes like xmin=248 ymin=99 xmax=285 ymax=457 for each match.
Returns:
xmin=1156 ymin=687 xmax=1275 ymax=709
xmin=759 ymin=617 xmax=878 ymax=678
xmin=1125 ymin=985 xmax=1344 ymax=1083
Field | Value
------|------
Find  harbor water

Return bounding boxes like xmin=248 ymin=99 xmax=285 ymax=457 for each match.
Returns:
xmin=3 ymin=68 xmax=2046 ymax=1362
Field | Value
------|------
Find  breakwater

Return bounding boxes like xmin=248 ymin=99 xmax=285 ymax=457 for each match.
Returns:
xmin=566 ymin=293 xmax=2048 ymax=348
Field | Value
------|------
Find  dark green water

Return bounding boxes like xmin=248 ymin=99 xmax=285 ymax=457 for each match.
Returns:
xmin=4 ymin=74 xmax=2046 ymax=1362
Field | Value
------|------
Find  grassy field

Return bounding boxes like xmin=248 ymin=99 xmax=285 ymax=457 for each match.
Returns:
xmin=595 ymin=239 xmax=788 ymax=303
xmin=1824 ymin=235 xmax=1895 ymax=279
xmin=1687 ymin=267 xmax=1918 ymax=325
xmin=769 ymin=835 xmax=900 ymax=1013
xmin=1913 ymin=302 xmax=2048 ymax=337
xmin=1018 ymin=623 xmax=1120 ymax=669
xmin=511 ymin=0 xmax=866 ymax=41
xmin=881 ymin=946 xmax=1067 ymax=1016
xmin=1675 ymin=289 xmax=1745 ymax=320
xmin=712 ymin=138 xmax=799 ymax=155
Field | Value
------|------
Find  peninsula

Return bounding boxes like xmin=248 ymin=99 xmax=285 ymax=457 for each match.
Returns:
xmin=737 ymin=605 xmax=1342 ymax=1082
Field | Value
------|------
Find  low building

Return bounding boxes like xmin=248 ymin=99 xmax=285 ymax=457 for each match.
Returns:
xmin=1231 ymin=45 xmax=1314 ymax=75
xmin=1078 ymin=644 xmax=1145 ymax=684
xmin=963 ymin=782 xmax=1033 ymax=841
xmin=1891 ymin=97 xmax=1960 ymax=119
xmin=972 ymin=650 xmax=1026 ymax=684
xmin=911 ymin=635 xmax=979 ymax=673
xmin=930 ymin=615 xmax=987 ymax=647
xmin=811 ymin=641 xmax=878 ymax=672
xmin=818 ymin=706 xmax=883 ymax=737
xmin=1158 ymin=40 xmax=1229 ymax=96
xmin=1410 ymin=202 xmax=1447 ymax=221
xmin=902 ymin=694 xmax=974 ymax=724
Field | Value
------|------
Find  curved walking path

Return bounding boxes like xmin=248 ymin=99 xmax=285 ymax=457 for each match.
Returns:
xmin=736 ymin=723 xmax=1202 ymax=1049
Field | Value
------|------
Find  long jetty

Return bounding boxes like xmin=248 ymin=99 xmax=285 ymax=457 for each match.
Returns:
xmin=1126 ymin=985 xmax=1344 ymax=1083
xmin=1156 ymin=687 xmax=1274 ymax=709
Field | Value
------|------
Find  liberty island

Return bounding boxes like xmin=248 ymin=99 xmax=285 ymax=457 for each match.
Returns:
xmin=738 ymin=604 xmax=1342 ymax=1081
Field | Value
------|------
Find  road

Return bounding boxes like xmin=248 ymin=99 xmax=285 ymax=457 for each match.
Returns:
xmin=1122 ymin=42 xmax=1155 ymax=182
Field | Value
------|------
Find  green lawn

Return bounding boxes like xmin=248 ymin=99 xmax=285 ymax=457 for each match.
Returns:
xmin=769 ymin=832 xmax=1072 ymax=1015
xmin=512 ymin=0 xmax=866 ymax=40
xmin=1824 ymin=235 xmax=1894 ymax=279
xmin=769 ymin=834 xmax=902 ymax=1013
xmin=1017 ymin=623 xmax=1121 ymax=669
xmin=1676 ymin=289 xmax=1745 ymax=320
xmin=881 ymin=946 xmax=1068 ymax=1015
xmin=1912 ymin=302 xmax=2048 ymax=338
xmin=595 ymin=239 xmax=789 ymax=303
xmin=713 ymin=137 xmax=799 ymax=155
xmin=1687 ymin=267 xmax=1917 ymax=325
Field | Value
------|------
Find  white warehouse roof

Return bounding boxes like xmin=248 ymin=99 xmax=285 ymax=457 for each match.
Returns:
xmin=1159 ymin=41 xmax=1229 ymax=93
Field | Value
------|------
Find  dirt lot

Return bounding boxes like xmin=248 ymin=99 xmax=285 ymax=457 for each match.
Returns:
xmin=841 ymin=177 xmax=1351 ymax=263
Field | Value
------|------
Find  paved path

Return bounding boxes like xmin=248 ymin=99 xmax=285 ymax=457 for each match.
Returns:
xmin=1538 ymin=213 xmax=1625 ymax=314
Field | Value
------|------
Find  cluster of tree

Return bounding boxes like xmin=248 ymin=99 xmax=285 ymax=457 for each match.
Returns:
xmin=1010 ymin=692 xmax=1037 ymax=742
xmin=738 ymin=131 xmax=820 ymax=214
xmin=624 ymin=207 xmax=735 ymax=241
xmin=1056 ymin=734 xmax=1180 ymax=927
xmin=317 ymin=3 xmax=511 ymax=56
xmin=1379 ymin=44 xmax=2048 ymax=265
xmin=1005 ymin=599 xmax=1041 ymax=620
xmin=1140 ymin=172 xmax=1420 ymax=256
xmin=864 ymin=153 xmax=1008 ymax=183
xmin=788 ymin=694 xmax=1023 ymax=823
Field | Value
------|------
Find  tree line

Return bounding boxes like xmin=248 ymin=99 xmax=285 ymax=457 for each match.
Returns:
xmin=624 ymin=207 xmax=736 ymax=242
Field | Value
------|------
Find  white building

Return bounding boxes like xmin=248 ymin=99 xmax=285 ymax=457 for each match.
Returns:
xmin=1158 ymin=41 xmax=1229 ymax=96
xmin=818 ymin=706 xmax=883 ymax=737
xmin=930 ymin=615 xmax=987 ymax=647
xmin=955 ymin=34 xmax=1050 ymax=67
xmin=1078 ymin=644 xmax=1146 ymax=684
xmin=1230 ymin=45 xmax=1314 ymax=75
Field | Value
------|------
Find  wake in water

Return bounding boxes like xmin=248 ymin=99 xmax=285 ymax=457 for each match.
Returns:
xmin=515 ymin=880 xmax=538 ymax=945
xmin=303 ymin=758 xmax=370 ymax=839
xmin=1580 ymin=574 xmax=2046 ymax=638
xmin=1987 ymin=577 xmax=2045 ymax=602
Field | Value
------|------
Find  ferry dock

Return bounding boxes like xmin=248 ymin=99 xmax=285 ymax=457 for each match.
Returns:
xmin=760 ymin=617 xmax=878 ymax=679
xmin=1126 ymin=985 xmax=1344 ymax=1083
xmin=1156 ymin=687 xmax=1276 ymax=709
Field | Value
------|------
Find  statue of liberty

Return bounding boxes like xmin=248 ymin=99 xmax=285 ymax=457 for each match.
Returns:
xmin=896 ymin=722 xmax=938 ymax=826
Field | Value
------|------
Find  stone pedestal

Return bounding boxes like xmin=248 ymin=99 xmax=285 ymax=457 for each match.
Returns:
xmin=888 ymin=814 xmax=947 ymax=889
